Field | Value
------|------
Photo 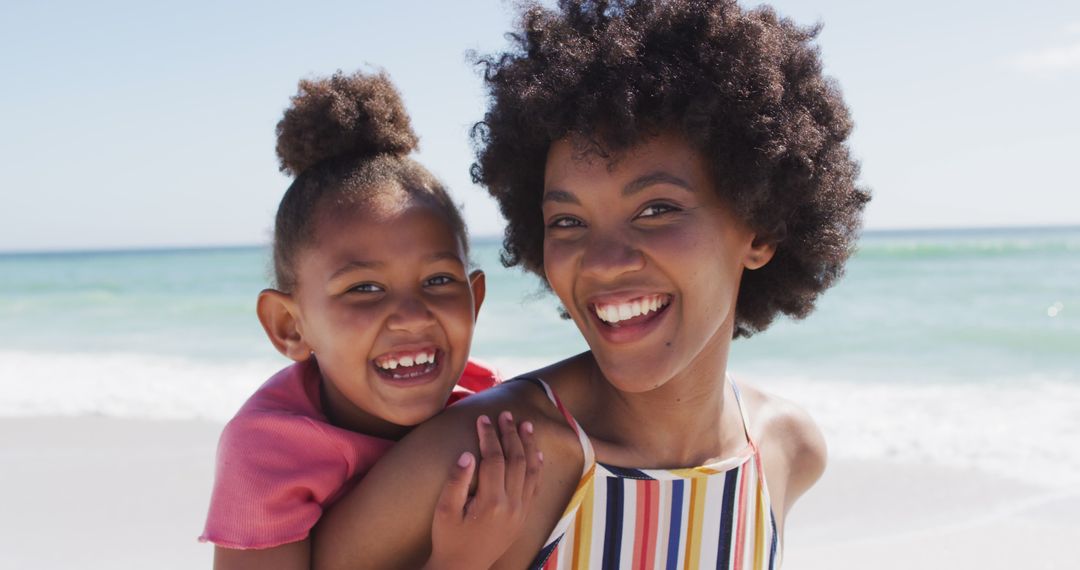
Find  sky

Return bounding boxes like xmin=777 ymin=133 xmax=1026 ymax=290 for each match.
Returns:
xmin=1 ymin=0 xmax=1078 ymax=252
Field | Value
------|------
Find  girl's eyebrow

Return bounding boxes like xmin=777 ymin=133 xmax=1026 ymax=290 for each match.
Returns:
xmin=329 ymin=252 xmax=464 ymax=281
xmin=425 ymin=251 xmax=466 ymax=265
xmin=543 ymin=171 xmax=696 ymax=204
xmin=329 ymin=260 xmax=382 ymax=281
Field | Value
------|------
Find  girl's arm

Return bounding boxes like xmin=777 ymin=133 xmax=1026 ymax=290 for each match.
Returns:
xmin=423 ymin=412 xmax=542 ymax=570
xmin=213 ymin=540 xmax=309 ymax=570
xmin=212 ymin=412 xmax=541 ymax=570
xmin=312 ymin=383 xmax=583 ymax=570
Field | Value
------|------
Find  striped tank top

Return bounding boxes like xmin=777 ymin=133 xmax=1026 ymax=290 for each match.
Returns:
xmin=524 ymin=377 xmax=780 ymax=570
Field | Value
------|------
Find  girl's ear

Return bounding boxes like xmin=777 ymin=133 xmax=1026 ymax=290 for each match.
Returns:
xmin=468 ymin=270 xmax=486 ymax=319
xmin=256 ymin=289 xmax=313 ymax=361
xmin=745 ymin=234 xmax=778 ymax=271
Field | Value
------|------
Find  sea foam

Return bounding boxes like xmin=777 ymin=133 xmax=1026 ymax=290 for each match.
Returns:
xmin=2 ymin=349 xmax=1077 ymax=491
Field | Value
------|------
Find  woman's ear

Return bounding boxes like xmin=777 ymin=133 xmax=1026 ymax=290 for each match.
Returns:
xmin=468 ymin=270 xmax=486 ymax=319
xmin=256 ymin=289 xmax=313 ymax=361
xmin=745 ymin=234 xmax=778 ymax=270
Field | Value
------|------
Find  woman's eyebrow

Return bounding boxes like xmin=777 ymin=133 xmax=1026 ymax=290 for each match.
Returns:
xmin=624 ymin=172 xmax=695 ymax=196
xmin=541 ymin=189 xmax=580 ymax=204
xmin=542 ymin=172 xmax=694 ymax=204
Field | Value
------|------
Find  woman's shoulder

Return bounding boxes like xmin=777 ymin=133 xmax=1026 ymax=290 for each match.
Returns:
xmin=389 ymin=356 xmax=594 ymax=467
xmin=736 ymin=380 xmax=827 ymax=515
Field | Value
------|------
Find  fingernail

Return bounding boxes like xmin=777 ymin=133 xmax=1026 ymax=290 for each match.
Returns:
xmin=458 ymin=452 xmax=473 ymax=467
xmin=537 ymin=451 xmax=544 ymax=462
xmin=523 ymin=421 xmax=534 ymax=434
xmin=479 ymin=415 xmax=492 ymax=425
xmin=501 ymin=411 xmax=513 ymax=423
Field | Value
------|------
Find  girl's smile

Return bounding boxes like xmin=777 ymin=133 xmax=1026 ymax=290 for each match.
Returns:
xmin=274 ymin=194 xmax=485 ymax=439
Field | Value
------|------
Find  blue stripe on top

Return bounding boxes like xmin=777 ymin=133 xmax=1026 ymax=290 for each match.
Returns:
xmin=666 ymin=479 xmax=685 ymax=570
xmin=602 ymin=464 xmax=654 ymax=480
xmin=716 ymin=468 xmax=740 ymax=570
xmin=602 ymin=477 xmax=625 ymax=569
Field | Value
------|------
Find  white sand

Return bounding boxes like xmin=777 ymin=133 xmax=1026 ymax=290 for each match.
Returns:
xmin=1 ymin=417 xmax=1077 ymax=569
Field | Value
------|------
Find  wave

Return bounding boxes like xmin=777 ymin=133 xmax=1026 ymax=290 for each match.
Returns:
xmin=2 ymin=350 xmax=1078 ymax=491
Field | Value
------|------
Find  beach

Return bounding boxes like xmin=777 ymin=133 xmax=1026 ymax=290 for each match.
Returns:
xmin=1 ymin=228 xmax=1077 ymax=568
xmin=2 ymin=416 xmax=1076 ymax=569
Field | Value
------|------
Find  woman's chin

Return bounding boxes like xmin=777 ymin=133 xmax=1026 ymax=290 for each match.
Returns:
xmin=594 ymin=356 xmax=677 ymax=394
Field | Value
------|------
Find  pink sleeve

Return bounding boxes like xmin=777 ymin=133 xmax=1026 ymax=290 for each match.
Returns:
xmin=200 ymin=412 xmax=348 ymax=549
xmin=447 ymin=358 xmax=501 ymax=405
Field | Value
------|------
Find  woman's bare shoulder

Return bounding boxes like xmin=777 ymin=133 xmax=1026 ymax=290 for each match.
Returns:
xmin=312 ymin=364 xmax=590 ymax=570
xmin=737 ymin=381 xmax=827 ymax=515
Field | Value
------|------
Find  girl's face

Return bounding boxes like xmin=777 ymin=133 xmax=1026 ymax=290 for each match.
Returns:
xmin=291 ymin=194 xmax=483 ymax=439
xmin=542 ymin=132 xmax=772 ymax=392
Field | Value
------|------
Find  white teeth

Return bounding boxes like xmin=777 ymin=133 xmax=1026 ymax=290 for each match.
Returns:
xmin=603 ymin=306 xmax=617 ymax=322
xmin=376 ymin=350 xmax=437 ymax=371
xmin=594 ymin=295 xmax=669 ymax=324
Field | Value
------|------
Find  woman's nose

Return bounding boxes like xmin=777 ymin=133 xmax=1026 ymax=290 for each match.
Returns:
xmin=579 ymin=230 xmax=646 ymax=281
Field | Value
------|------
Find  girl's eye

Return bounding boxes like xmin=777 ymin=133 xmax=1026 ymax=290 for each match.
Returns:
xmin=547 ymin=216 xmax=584 ymax=229
xmin=637 ymin=203 xmax=680 ymax=218
xmin=425 ymin=275 xmax=455 ymax=287
xmin=348 ymin=283 xmax=384 ymax=294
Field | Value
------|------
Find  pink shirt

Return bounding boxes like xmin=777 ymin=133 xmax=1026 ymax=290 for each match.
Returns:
xmin=200 ymin=357 xmax=499 ymax=549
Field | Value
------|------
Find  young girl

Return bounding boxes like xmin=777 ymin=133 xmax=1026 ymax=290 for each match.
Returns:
xmin=312 ymin=1 xmax=868 ymax=568
xmin=200 ymin=70 xmax=541 ymax=569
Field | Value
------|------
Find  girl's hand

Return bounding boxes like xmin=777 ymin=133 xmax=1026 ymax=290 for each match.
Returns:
xmin=424 ymin=411 xmax=543 ymax=570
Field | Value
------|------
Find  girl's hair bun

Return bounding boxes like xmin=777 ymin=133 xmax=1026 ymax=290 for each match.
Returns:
xmin=275 ymin=70 xmax=419 ymax=176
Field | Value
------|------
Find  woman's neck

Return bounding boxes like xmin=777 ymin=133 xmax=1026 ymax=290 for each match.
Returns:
xmin=576 ymin=337 xmax=748 ymax=468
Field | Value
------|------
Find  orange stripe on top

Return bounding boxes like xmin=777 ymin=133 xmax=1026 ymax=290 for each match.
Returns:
xmin=683 ymin=477 xmax=706 ymax=570
xmin=572 ymin=478 xmax=594 ymax=569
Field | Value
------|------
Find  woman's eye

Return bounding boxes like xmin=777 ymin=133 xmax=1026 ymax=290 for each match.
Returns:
xmin=548 ymin=216 xmax=583 ymax=229
xmin=425 ymin=275 xmax=455 ymax=287
xmin=348 ymin=283 xmax=383 ymax=294
xmin=637 ymin=203 xmax=680 ymax=218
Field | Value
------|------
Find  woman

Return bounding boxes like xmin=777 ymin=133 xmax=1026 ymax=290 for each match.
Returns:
xmin=314 ymin=1 xmax=867 ymax=568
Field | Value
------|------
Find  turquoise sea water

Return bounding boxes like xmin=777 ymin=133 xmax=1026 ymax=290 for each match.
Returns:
xmin=1 ymin=227 xmax=1078 ymax=488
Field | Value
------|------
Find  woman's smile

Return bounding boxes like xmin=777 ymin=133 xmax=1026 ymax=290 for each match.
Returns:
xmin=586 ymin=292 xmax=674 ymax=344
xmin=542 ymin=131 xmax=767 ymax=391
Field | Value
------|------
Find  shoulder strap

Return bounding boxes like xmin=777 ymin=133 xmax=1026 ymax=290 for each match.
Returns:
xmin=728 ymin=374 xmax=757 ymax=451
xmin=515 ymin=377 xmax=595 ymax=476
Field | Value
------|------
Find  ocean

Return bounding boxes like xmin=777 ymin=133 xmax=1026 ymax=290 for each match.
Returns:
xmin=1 ymin=227 xmax=1077 ymax=490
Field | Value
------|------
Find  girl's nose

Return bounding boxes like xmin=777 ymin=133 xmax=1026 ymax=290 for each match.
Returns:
xmin=386 ymin=296 xmax=436 ymax=332
xmin=579 ymin=231 xmax=646 ymax=281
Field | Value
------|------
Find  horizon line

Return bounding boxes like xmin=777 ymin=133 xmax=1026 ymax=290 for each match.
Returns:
xmin=2 ymin=222 xmax=1077 ymax=257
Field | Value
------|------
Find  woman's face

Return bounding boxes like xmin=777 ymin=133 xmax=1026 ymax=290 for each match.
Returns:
xmin=542 ymin=132 xmax=773 ymax=392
